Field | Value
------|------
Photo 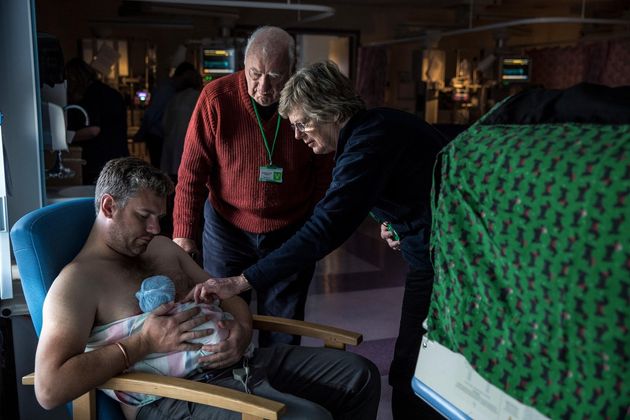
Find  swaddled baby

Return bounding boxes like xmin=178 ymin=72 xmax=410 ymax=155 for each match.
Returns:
xmin=85 ymin=275 xmax=232 ymax=407
xmin=135 ymin=275 xmax=232 ymax=346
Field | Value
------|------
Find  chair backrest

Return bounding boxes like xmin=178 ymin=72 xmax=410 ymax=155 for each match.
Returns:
xmin=11 ymin=198 xmax=95 ymax=335
xmin=10 ymin=197 xmax=125 ymax=420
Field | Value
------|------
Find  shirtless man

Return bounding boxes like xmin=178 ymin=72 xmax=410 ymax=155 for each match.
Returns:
xmin=35 ymin=157 xmax=380 ymax=420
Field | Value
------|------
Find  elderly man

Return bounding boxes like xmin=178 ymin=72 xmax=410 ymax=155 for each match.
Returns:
xmin=190 ymin=61 xmax=447 ymax=419
xmin=35 ymin=157 xmax=379 ymax=420
xmin=172 ymin=26 xmax=333 ymax=347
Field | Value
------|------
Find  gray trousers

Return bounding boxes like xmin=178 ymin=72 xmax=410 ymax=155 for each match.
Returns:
xmin=137 ymin=344 xmax=380 ymax=420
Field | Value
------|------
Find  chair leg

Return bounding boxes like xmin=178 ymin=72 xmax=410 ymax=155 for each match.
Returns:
xmin=73 ymin=389 xmax=96 ymax=420
xmin=324 ymin=339 xmax=346 ymax=350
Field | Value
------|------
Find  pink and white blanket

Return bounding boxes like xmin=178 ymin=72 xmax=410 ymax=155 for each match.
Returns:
xmin=85 ymin=302 xmax=230 ymax=406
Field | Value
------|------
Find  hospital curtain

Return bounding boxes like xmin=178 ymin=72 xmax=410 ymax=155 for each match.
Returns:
xmin=527 ymin=38 xmax=630 ymax=89
xmin=356 ymin=46 xmax=388 ymax=107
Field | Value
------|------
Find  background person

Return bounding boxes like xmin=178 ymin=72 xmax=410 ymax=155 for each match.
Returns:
xmin=159 ymin=69 xmax=202 ymax=237
xmin=188 ymin=61 xmax=447 ymax=419
xmin=172 ymin=26 xmax=334 ymax=347
xmin=65 ymin=57 xmax=129 ymax=185
xmin=160 ymin=69 xmax=202 ymax=181
xmin=134 ymin=61 xmax=198 ymax=167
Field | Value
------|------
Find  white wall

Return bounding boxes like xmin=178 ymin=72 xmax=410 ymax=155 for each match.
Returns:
xmin=297 ymin=34 xmax=350 ymax=77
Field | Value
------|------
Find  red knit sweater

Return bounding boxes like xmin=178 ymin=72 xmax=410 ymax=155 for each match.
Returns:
xmin=173 ymin=71 xmax=333 ymax=238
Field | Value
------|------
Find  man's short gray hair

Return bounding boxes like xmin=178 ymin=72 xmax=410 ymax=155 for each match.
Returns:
xmin=94 ymin=157 xmax=174 ymax=214
xmin=244 ymin=26 xmax=295 ymax=68
xmin=279 ymin=60 xmax=365 ymax=124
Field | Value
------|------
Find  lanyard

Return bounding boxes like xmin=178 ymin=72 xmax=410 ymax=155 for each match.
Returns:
xmin=251 ymin=97 xmax=281 ymax=166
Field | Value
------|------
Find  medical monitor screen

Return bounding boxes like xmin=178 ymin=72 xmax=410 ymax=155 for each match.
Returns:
xmin=202 ymin=49 xmax=235 ymax=75
xmin=500 ymin=57 xmax=530 ymax=84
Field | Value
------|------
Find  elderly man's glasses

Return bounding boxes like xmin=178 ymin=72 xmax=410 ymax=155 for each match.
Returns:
xmin=290 ymin=121 xmax=314 ymax=133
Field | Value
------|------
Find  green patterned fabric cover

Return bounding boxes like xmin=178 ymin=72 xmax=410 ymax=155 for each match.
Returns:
xmin=427 ymin=115 xmax=630 ymax=419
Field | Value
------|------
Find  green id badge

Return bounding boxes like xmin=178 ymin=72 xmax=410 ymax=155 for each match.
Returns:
xmin=259 ymin=165 xmax=283 ymax=183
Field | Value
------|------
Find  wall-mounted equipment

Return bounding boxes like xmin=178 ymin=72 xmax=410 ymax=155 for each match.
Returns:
xmin=81 ymin=38 xmax=129 ymax=88
xmin=499 ymin=57 xmax=530 ymax=84
xmin=201 ymin=48 xmax=235 ymax=83
xmin=134 ymin=89 xmax=150 ymax=106
xmin=421 ymin=49 xmax=446 ymax=89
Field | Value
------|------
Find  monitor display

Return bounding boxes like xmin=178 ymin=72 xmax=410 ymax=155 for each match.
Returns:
xmin=202 ymin=48 xmax=235 ymax=76
xmin=135 ymin=90 xmax=149 ymax=103
xmin=500 ymin=57 xmax=530 ymax=84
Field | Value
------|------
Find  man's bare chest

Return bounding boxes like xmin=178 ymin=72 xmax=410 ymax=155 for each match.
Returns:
xmin=95 ymin=257 xmax=190 ymax=325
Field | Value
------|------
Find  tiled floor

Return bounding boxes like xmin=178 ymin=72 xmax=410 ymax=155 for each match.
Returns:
xmin=303 ymin=217 xmax=410 ymax=420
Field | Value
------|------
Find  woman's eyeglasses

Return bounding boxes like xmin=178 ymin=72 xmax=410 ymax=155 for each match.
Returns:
xmin=290 ymin=121 xmax=313 ymax=133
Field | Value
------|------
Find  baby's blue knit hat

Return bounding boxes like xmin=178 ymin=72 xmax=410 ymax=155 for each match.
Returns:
xmin=136 ymin=275 xmax=176 ymax=313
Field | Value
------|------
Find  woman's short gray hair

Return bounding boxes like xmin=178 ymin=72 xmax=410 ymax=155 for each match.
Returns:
xmin=94 ymin=157 xmax=174 ymax=215
xmin=279 ymin=61 xmax=365 ymax=124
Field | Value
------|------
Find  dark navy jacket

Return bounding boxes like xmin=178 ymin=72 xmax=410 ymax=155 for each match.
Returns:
xmin=244 ymin=108 xmax=446 ymax=289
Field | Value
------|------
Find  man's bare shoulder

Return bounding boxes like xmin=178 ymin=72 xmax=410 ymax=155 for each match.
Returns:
xmin=149 ymin=235 xmax=183 ymax=253
xmin=147 ymin=235 xmax=193 ymax=267
xmin=146 ymin=235 xmax=208 ymax=294
xmin=42 ymin=257 xmax=103 ymax=336
xmin=49 ymin=257 xmax=106 ymax=300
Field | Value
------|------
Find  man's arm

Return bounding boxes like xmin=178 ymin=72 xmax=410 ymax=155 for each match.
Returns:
xmin=35 ymin=264 xmax=210 ymax=409
xmin=70 ymin=126 xmax=101 ymax=142
xmin=35 ymin=266 xmax=126 ymax=408
xmin=172 ymin=89 xmax=214 ymax=250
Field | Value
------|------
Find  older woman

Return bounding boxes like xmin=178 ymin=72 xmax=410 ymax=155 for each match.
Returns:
xmin=190 ymin=61 xmax=446 ymax=419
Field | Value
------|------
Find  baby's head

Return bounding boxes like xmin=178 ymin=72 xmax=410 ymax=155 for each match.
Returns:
xmin=136 ymin=275 xmax=176 ymax=313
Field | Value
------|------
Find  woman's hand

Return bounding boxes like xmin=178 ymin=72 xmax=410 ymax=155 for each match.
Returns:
xmin=184 ymin=275 xmax=251 ymax=303
xmin=380 ymin=222 xmax=401 ymax=251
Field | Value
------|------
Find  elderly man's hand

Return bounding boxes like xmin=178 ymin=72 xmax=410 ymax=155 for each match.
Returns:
xmin=173 ymin=237 xmax=200 ymax=261
xmin=198 ymin=318 xmax=251 ymax=369
xmin=184 ymin=275 xmax=252 ymax=303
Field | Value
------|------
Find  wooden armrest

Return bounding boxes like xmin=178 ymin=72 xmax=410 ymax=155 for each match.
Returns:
xmin=21 ymin=318 xmax=362 ymax=418
xmin=22 ymin=372 xmax=35 ymax=385
xmin=252 ymin=315 xmax=363 ymax=350
xmin=101 ymin=373 xmax=285 ymax=418
xmin=24 ymin=372 xmax=285 ymax=420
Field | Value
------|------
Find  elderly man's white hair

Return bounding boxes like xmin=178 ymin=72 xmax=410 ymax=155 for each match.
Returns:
xmin=244 ymin=26 xmax=295 ymax=68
